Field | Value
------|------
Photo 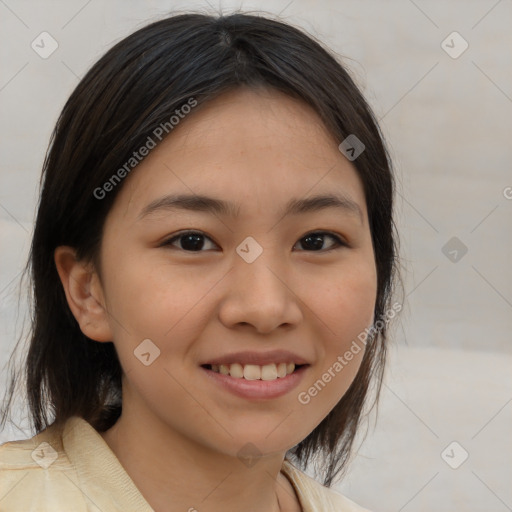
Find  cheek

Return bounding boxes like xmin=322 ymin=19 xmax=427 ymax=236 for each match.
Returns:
xmin=101 ymin=251 xmax=199 ymax=335
xmin=101 ymin=254 xmax=224 ymax=380
xmin=314 ymin=260 xmax=377 ymax=346
xmin=300 ymin=260 xmax=377 ymax=407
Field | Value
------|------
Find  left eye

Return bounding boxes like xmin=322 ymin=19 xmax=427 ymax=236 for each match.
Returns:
xmin=161 ymin=230 xmax=347 ymax=252
xmin=296 ymin=231 xmax=347 ymax=251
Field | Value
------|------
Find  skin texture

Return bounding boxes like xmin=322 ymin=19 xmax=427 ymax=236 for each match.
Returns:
xmin=54 ymin=87 xmax=378 ymax=512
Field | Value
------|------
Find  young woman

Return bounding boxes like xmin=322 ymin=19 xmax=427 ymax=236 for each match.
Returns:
xmin=0 ymin=11 xmax=401 ymax=512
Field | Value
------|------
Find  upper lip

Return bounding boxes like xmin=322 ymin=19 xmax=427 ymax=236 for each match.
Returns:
xmin=201 ymin=349 xmax=310 ymax=366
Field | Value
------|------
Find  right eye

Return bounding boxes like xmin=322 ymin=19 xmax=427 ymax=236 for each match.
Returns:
xmin=160 ymin=231 xmax=218 ymax=252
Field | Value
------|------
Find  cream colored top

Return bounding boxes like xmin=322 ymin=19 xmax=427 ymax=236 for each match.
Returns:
xmin=0 ymin=416 xmax=371 ymax=511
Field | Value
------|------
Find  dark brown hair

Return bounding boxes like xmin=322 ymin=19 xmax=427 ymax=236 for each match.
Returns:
xmin=0 ymin=11 xmax=402 ymax=487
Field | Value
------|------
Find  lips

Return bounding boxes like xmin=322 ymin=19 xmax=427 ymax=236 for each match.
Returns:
xmin=201 ymin=363 xmax=309 ymax=400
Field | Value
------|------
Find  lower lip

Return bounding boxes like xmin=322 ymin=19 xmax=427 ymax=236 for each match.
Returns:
xmin=201 ymin=365 xmax=309 ymax=400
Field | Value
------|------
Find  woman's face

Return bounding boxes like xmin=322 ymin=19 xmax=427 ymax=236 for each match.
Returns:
xmin=94 ymin=87 xmax=377 ymax=459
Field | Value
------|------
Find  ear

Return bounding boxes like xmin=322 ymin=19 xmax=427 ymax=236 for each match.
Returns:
xmin=54 ymin=246 xmax=113 ymax=342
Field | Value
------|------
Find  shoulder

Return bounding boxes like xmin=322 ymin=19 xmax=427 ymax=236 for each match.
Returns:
xmin=1 ymin=416 xmax=154 ymax=512
xmin=281 ymin=460 xmax=372 ymax=512
xmin=0 ymin=424 xmax=68 ymax=472
xmin=0 ymin=423 xmax=87 ymax=511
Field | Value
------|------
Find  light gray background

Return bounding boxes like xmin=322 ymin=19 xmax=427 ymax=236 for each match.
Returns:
xmin=1 ymin=1 xmax=511 ymax=511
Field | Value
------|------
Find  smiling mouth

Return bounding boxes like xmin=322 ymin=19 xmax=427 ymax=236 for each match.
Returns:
xmin=201 ymin=363 xmax=307 ymax=381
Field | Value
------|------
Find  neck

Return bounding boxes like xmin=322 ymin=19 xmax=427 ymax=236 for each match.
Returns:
xmin=100 ymin=407 xmax=300 ymax=512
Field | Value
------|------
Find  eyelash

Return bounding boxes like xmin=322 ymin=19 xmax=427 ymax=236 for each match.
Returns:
xmin=160 ymin=230 xmax=348 ymax=253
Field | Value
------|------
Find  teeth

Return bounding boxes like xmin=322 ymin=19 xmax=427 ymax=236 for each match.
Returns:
xmin=276 ymin=363 xmax=287 ymax=378
xmin=244 ymin=364 xmax=261 ymax=380
xmin=230 ymin=363 xmax=244 ymax=378
xmin=209 ymin=362 xmax=297 ymax=380
xmin=261 ymin=364 xmax=277 ymax=381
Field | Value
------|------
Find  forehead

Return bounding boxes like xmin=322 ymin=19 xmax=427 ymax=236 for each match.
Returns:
xmin=111 ymin=87 xmax=368 ymax=224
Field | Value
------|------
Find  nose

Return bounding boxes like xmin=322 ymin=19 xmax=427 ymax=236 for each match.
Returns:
xmin=218 ymin=248 xmax=303 ymax=334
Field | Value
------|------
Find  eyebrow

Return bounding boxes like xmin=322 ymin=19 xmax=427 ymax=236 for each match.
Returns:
xmin=137 ymin=192 xmax=364 ymax=223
